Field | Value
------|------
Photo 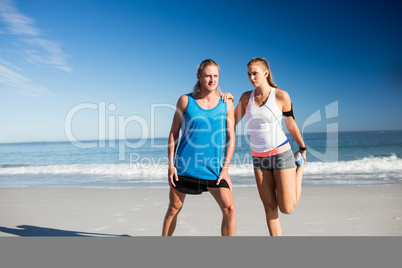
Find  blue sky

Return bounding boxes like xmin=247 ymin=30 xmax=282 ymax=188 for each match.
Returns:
xmin=0 ymin=0 xmax=401 ymax=143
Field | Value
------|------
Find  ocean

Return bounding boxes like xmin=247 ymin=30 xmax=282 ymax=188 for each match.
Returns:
xmin=0 ymin=130 xmax=401 ymax=188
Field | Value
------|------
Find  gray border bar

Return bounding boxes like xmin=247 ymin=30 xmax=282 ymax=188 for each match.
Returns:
xmin=1 ymin=237 xmax=401 ymax=268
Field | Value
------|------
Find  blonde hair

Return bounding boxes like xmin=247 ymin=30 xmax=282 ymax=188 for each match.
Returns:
xmin=192 ymin=59 xmax=221 ymax=96
xmin=247 ymin=57 xmax=278 ymax=88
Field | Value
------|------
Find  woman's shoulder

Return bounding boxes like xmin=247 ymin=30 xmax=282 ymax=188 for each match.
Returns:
xmin=239 ymin=90 xmax=253 ymax=101
xmin=274 ymin=88 xmax=290 ymax=101
xmin=178 ymin=93 xmax=190 ymax=102
xmin=176 ymin=94 xmax=190 ymax=110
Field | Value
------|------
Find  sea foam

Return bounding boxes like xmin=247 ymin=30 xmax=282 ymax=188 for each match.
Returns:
xmin=1 ymin=155 xmax=401 ymax=179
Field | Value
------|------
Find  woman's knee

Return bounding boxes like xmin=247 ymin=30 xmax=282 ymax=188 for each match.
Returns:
xmin=262 ymin=201 xmax=279 ymax=215
xmin=279 ymin=203 xmax=296 ymax=215
xmin=222 ymin=203 xmax=236 ymax=218
xmin=167 ymin=201 xmax=183 ymax=217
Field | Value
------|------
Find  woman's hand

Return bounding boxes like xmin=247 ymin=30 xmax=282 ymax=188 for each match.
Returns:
xmin=220 ymin=93 xmax=234 ymax=103
xmin=168 ymin=166 xmax=178 ymax=187
xmin=217 ymin=169 xmax=233 ymax=191
xmin=301 ymin=150 xmax=307 ymax=167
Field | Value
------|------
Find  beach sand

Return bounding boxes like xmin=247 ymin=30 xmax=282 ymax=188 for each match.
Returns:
xmin=0 ymin=185 xmax=401 ymax=236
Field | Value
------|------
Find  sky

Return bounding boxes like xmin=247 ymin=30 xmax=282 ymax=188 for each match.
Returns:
xmin=0 ymin=0 xmax=401 ymax=143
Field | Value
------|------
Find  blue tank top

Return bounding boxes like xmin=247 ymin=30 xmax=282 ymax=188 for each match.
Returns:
xmin=175 ymin=93 xmax=227 ymax=180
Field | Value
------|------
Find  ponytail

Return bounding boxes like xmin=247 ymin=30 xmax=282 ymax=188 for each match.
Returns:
xmin=266 ymin=70 xmax=277 ymax=88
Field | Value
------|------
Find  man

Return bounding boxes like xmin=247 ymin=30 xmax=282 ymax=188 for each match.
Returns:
xmin=162 ymin=59 xmax=236 ymax=236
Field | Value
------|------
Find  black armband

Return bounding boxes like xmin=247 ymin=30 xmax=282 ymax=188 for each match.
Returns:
xmin=283 ymin=103 xmax=295 ymax=119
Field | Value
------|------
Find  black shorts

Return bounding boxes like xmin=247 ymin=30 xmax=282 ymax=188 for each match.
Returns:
xmin=173 ymin=175 xmax=230 ymax=195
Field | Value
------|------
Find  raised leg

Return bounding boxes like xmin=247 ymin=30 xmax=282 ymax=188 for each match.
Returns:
xmin=273 ymin=164 xmax=304 ymax=215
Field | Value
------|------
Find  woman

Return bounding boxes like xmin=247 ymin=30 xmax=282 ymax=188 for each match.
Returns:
xmin=224 ymin=57 xmax=306 ymax=236
xmin=162 ymin=59 xmax=236 ymax=236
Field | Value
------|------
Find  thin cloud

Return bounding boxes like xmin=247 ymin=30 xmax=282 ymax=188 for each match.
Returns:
xmin=0 ymin=0 xmax=72 ymax=96
xmin=0 ymin=0 xmax=72 ymax=72
xmin=0 ymin=63 xmax=52 ymax=96
xmin=0 ymin=57 xmax=21 ymax=71
xmin=0 ymin=0 xmax=40 ymax=36
xmin=22 ymin=38 xmax=72 ymax=72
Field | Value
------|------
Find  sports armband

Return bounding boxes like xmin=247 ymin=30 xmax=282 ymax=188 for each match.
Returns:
xmin=283 ymin=103 xmax=295 ymax=119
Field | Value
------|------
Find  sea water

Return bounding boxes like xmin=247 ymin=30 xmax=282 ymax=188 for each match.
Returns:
xmin=0 ymin=130 xmax=401 ymax=188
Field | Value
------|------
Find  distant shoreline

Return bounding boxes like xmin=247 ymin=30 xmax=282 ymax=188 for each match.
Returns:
xmin=1 ymin=129 xmax=402 ymax=145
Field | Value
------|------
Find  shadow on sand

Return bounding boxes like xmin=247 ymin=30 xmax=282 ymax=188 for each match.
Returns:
xmin=0 ymin=225 xmax=132 ymax=237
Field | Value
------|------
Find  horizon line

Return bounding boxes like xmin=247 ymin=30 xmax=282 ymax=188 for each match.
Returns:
xmin=1 ymin=129 xmax=401 ymax=145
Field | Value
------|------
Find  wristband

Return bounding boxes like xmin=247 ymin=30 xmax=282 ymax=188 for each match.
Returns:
xmin=299 ymin=146 xmax=307 ymax=151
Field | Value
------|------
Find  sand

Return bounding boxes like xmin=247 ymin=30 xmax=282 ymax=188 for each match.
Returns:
xmin=0 ymin=185 xmax=401 ymax=236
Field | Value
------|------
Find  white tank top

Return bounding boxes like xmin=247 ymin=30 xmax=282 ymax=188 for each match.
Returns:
xmin=245 ymin=88 xmax=288 ymax=153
